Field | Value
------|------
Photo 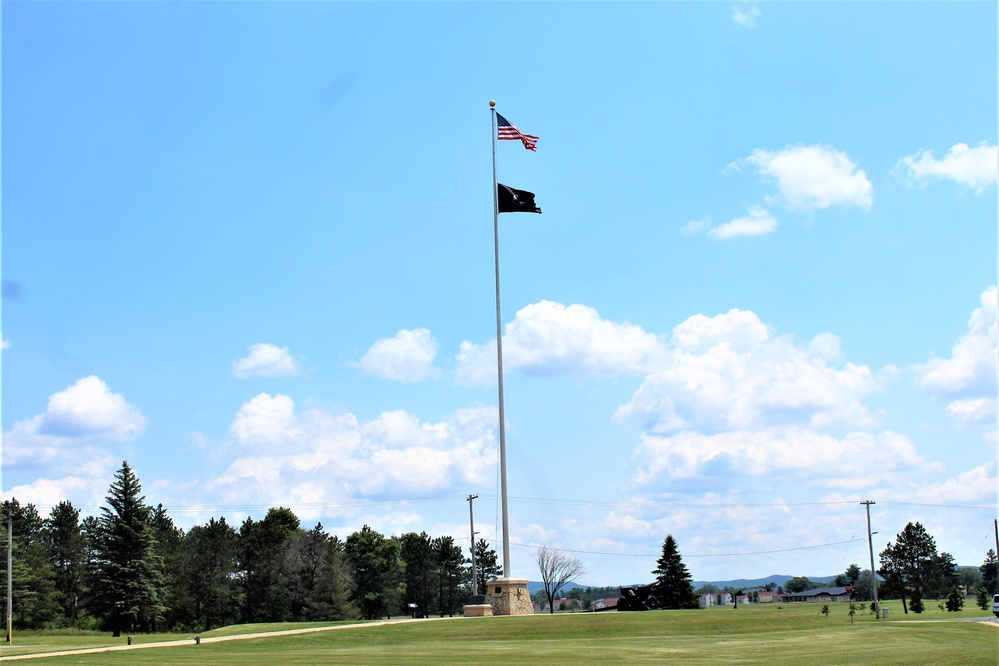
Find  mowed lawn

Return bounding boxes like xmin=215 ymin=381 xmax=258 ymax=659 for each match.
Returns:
xmin=2 ymin=602 xmax=996 ymax=665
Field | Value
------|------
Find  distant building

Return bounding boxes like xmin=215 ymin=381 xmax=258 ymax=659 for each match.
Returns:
xmin=592 ymin=597 xmax=621 ymax=610
xmin=758 ymin=590 xmax=782 ymax=603
xmin=782 ymin=586 xmax=852 ymax=603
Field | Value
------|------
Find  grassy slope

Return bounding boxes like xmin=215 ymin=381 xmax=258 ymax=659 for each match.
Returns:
xmin=2 ymin=601 xmax=996 ymax=665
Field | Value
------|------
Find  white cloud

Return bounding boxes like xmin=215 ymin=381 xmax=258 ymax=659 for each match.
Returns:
xmin=233 ymin=343 xmax=301 ymax=379
xmin=632 ymin=428 xmax=931 ymax=491
xmin=2 ymin=376 xmax=143 ymax=485
xmin=206 ymin=396 xmax=497 ymax=514
xmin=708 ymin=206 xmax=778 ymax=240
xmin=357 ymin=328 xmax=439 ymax=383
xmin=917 ymin=286 xmax=998 ymax=415
xmin=615 ymin=309 xmax=878 ymax=434
xmin=896 ymin=142 xmax=998 ymax=193
xmin=456 ymin=301 xmax=666 ymax=385
xmin=680 ymin=218 xmax=711 ymax=236
xmin=912 ymin=462 xmax=997 ymax=504
xmin=945 ymin=398 xmax=997 ymax=425
xmin=1 ymin=336 xmax=9 ymax=350
xmin=730 ymin=144 xmax=874 ymax=211
xmin=35 ymin=375 xmax=146 ymax=440
xmin=733 ymin=3 xmax=761 ymax=29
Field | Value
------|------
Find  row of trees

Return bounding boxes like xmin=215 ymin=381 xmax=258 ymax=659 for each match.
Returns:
xmin=879 ymin=521 xmax=997 ymax=613
xmin=0 ymin=461 xmax=504 ymax=633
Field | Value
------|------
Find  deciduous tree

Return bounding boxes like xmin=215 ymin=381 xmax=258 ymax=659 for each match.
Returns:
xmin=536 ymin=546 xmax=585 ymax=614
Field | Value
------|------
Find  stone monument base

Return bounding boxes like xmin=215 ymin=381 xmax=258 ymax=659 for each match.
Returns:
xmin=462 ymin=604 xmax=493 ymax=617
xmin=485 ymin=577 xmax=534 ymax=616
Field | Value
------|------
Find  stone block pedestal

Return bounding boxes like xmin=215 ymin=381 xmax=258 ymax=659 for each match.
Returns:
xmin=462 ymin=604 xmax=493 ymax=617
xmin=485 ymin=577 xmax=533 ymax=616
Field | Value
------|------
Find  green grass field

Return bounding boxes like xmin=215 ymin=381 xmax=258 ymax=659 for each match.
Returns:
xmin=1 ymin=601 xmax=996 ymax=664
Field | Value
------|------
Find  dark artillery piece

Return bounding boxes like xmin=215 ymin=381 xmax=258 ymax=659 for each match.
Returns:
xmin=616 ymin=584 xmax=659 ymax=611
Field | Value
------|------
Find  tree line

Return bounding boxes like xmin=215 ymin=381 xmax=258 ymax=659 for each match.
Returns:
xmin=692 ymin=523 xmax=998 ymax=613
xmin=878 ymin=521 xmax=997 ymax=613
xmin=0 ymin=461 xmax=502 ymax=634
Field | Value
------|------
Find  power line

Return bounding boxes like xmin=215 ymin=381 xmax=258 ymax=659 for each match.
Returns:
xmin=505 ymin=537 xmax=868 ymax=559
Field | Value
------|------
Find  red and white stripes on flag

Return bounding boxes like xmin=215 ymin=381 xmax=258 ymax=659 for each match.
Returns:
xmin=496 ymin=113 xmax=539 ymax=152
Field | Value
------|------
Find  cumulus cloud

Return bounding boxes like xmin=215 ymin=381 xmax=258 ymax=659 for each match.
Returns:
xmin=207 ymin=395 xmax=497 ymax=512
xmin=2 ymin=376 xmax=144 ymax=482
xmin=911 ymin=462 xmax=998 ymax=504
xmin=708 ymin=206 xmax=778 ymax=240
xmin=917 ymin=286 xmax=998 ymax=422
xmin=729 ymin=144 xmax=874 ymax=211
xmin=896 ymin=142 xmax=998 ymax=193
xmin=34 ymin=376 xmax=145 ymax=441
xmin=456 ymin=301 xmax=666 ymax=385
xmin=357 ymin=328 xmax=439 ymax=382
xmin=733 ymin=3 xmax=761 ymax=29
xmin=680 ymin=218 xmax=711 ymax=236
xmin=632 ymin=428 xmax=931 ymax=492
xmin=233 ymin=343 xmax=301 ymax=379
xmin=615 ymin=309 xmax=877 ymax=434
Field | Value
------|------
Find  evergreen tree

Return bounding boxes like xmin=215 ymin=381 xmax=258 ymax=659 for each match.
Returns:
xmin=944 ymin=587 xmax=964 ymax=612
xmin=650 ymin=534 xmax=697 ymax=610
xmin=238 ymin=507 xmax=300 ymax=623
xmin=42 ymin=501 xmax=86 ymax=622
xmin=344 ymin=525 xmax=404 ymax=620
xmin=149 ymin=504 xmax=186 ymax=629
xmin=980 ymin=549 xmax=998 ymax=594
xmin=183 ymin=517 xmax=240 ymax=630
xmin=879 ymin=521 xmax=937 ymax=614
xmin=433 ymin=535 xmax=468 ymax=616
xmin=295 ymin=534 xmax=356 ymax=621
xmin=1 ymin=499 xmax=62 ymax=629
xmin=89 ymin=462 xmax=167 ymax=635
xmin=399 ymin=531 xmax=437 ymax=617
xmin=472 ymin=539 xmax=501 ymax=594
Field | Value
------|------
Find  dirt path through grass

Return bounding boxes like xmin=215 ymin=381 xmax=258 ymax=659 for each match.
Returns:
xmin=0 ymin=616 xmax=463 ymax=661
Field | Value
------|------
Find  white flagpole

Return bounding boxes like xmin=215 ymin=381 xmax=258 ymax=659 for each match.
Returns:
xmin=489 ymin=100 xmax=511 ymax=578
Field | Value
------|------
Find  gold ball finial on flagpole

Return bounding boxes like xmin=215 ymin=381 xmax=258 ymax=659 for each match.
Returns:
xmin=489 ymin=100 xmax=496 ymax=107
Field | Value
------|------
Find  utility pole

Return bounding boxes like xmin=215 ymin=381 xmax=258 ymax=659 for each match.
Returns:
xmin=467 ymin=494 xmax=479 ymax=596
xmin=6 ymin=504 xmax=12 ymax=644
xmin=861 ymin=500 xmax=879 ymax=619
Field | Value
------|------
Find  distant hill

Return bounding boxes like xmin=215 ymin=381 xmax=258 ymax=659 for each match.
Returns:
xmin=528 ymin=574 xmax=841 ymax=596
xmin=691 ymin=574 xmax=837 ymax=590
xmin=526 ymin=580 xmax=585 ymax=595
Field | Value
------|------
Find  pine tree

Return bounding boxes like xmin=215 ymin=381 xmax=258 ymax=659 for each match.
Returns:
xmin=473 ymin=539 xmax=502 ymax=594
xmin=399 ymin=532 xmax=437 ymax=616
xmin=89 ymin=462 xmax=167 ymax=635
xmin=651 ymin=534 xmax=698 ymax=610
xmin=433 ymin=535 xmax=468 ymax=616
xmin=980 ymin=549 xmax=998 ymax=595
xmin=238 ymin=507 xmax=300 ymax=623
xmin=344 ymin=525 xmax=404 ymax=620
xmin=879 ymin=521 xmax=937 ymax=615
xmin=182 ymin=517 xmax=240 ymax=630
xmin=42 ymin=501 xmax=86 ymax=622
xmin=1 ymin=499 xmax=62 ymax=629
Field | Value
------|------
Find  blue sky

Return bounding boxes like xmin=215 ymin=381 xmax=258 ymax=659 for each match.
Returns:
xmin=2 ymin=2 xmax=996 ymax=586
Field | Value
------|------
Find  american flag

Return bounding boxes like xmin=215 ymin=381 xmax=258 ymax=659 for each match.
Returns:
xmin=496 ymin=113 xmax=539 ymax=152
